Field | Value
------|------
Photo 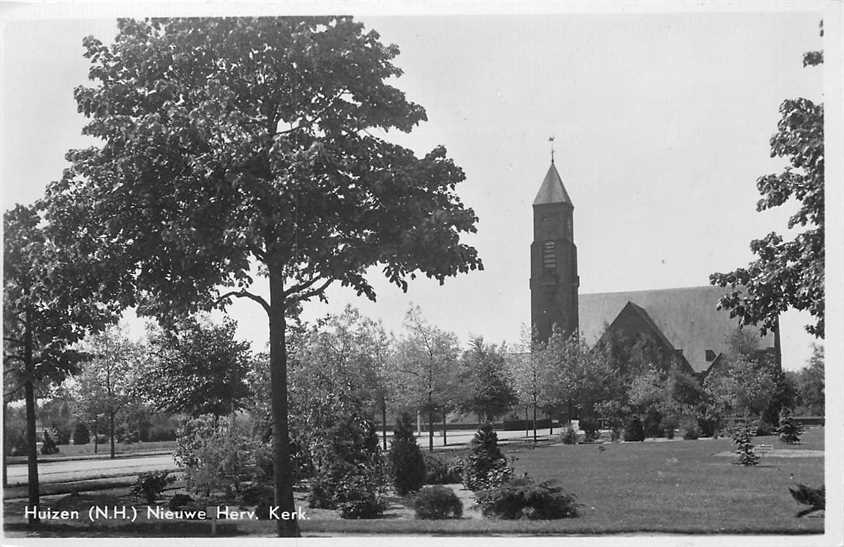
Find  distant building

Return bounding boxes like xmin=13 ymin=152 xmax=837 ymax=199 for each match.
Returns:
xmin=529 ymin=158 xmax=780 ymax=377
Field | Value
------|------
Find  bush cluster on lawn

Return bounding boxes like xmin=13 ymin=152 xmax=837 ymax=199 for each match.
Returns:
xmin=623 ymin=416 xmax=645 ymax=442
xmin=475 ymin=476 xmax=578 ymax=519
xmin=412 ymin=485 xmax=463 ymax=519
xmin=389 ymin=412 xmax=426 ymax=495
xmin=463 ymin=423 xmax=513 ymax=491
xmin=308 ymin=413 xmax=387 ymax=519
xmin=174 ymin=415 xmax=254 ymax=497
xmin=422 ymin=451 xmax=463 ymax=484
xmin=130 ymin=471 xmax=174 ymax=505
xmin=562 ymin=426 xmax=577 ymax=445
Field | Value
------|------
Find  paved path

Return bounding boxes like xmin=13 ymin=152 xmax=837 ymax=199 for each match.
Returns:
xmin=6 ymin=453 xmax=178 ymax=486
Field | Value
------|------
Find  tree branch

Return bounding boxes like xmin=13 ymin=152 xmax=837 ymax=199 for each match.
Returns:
xmin=288 ymin=278 xmax=333 ymax=302
xmin=215 ymin=289 xmax=270 ymax=314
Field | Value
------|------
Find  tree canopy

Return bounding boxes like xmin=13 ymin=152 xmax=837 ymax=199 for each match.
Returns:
xmin=45 ymin=17 xmax=482 ymax=536
xmin=710 ymin=20 xmax=824 ymax=337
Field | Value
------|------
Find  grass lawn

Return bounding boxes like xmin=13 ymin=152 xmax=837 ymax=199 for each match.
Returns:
xmin=4 ymin=428 xmax=824 ymax=536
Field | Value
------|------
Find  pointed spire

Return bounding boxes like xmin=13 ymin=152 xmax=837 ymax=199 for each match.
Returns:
xmin=533 ymin=160 xmax=572 ymax=205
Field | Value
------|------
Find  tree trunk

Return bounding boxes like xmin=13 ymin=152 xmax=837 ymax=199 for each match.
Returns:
xmin=93 ymin=420 xmax=98 ymax=454
xmin=24 ymin=379 xmax=39 ymax=524
xmin=381 ymin=399 xmax=387 ymax=451
xmin=24 ymin=310 xmax=39 ymax=524
xmin=109 ymin=412 xmax=115 ymax=459
xmin=549 ymin=410 xmax=553 ymax=435
xmin=442 ymin=411 xmax=447 ymax=446
xmin=428 ymin=409 xmax=434 ymax=452
xmin=268 ymin=266 xmax=299 ymax=537
xmin=525 ymin=406 xmax=529 ymax=438
xmin=532 ymin=402 xmax=537 ymax=444
xmin=3 ymin=400 xmax=8 ymax=488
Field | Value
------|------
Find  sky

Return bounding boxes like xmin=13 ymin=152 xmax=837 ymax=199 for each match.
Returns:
xmin=0 ymin=11 xmax=825 ymax=370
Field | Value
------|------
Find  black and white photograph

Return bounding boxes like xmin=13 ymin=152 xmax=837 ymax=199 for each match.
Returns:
xmin=1 ymin=2 xmax=840 ymax=542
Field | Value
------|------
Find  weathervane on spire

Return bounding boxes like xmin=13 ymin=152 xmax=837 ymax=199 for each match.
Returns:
xmin=549 ymin=136 xmax=555 ymax=164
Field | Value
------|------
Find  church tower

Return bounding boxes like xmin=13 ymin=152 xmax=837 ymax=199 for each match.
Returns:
xmin=530 ymin=157 xmax=579 ymax=343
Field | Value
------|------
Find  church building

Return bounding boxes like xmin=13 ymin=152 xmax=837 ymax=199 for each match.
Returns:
xmin=529 ymin=158 xmax=780 ymax=377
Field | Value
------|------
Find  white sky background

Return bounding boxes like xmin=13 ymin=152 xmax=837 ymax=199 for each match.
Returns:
xmin=1 ymin=12 xmax=824 ymax=370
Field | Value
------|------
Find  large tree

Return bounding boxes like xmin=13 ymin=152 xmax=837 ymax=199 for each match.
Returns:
xmin=710 ymin=21 xmax=824 ymax=337
xmin=45 ymin=17 xmax=481 ymax=536
xmin=3 ymin=203 xmax=120 ymax=522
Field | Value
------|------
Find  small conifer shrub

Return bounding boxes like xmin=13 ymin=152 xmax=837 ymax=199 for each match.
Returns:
xmin=475 ymin=476 xmax=578 ymax=519
xmin=732 ymin=424 xmax=760 ymax=466
xmin=777 ymin=409 xmax=802 ymax=444
xmin=462 ymin=423 xmax=513 ymax=491
xmin=389 ymin=412 xmax=427 ymax=495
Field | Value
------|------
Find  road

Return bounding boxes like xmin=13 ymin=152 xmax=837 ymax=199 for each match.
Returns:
xmin=6 ymin=427 xmax=558 ymax=486
xmin=6 ymin=453 xmax=178 ymax=486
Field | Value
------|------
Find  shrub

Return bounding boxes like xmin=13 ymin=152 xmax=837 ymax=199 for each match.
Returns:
xmin=579 ymin=417 xmax=599 ymax=442
xmin=41 ymin=430 xmax=59 ymax=454
xmin=72 ymin=422 xmax=90 ymax=445
xmin=174 ymin=415 xmax=255 ymax=497
xmin=389 ymin=412 xmax=426 ymax=495
xmin=679 ymin=417 xmax=699 ymax=440
xmin=561 ymin=426 xmax=577 ymax=445
xmin=423 ymin=452 xmax=463 ymax=484
xmin=475 ymin=476 xmax=578 ymax=519
xmin=336 ymin=474 xmax=387 ymax=519
xmin=242 ymin=485 xmax=274 ymax=519
xmin=661 ymin=416 xmax=678 ymax=439
xmin=643 ymin=409 xmax=663 ymax=438
xmin=755 ymin=419 xmax=776 ymax=436
xmin=168 ymin=493 xmax=194 ymax=511
xmin=732 ymin=424 xmax=760 ymax=466
xmin=623 ymin=416 xmax=645 ymax=442
xmin=147 ymin=425 xmax=177 ymax=442
xmin=777 ymin=409 xmax=802 ymax=444
xmin=610 ymin=427 xmax=622 ymax=442
xmin=462 ymin=423 xmax=513 ymax=491
xmin=130 ymin=471 xmax=174 ymax=505
xmin=412 ymin=485 xmax=463 ymax=519
xmin=308 ymin=413 xmax=387 ymax=518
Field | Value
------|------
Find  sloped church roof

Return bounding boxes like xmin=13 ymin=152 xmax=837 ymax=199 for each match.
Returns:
xmin=533 ymin=161 xmax=572 ymax=205
xmin=578 ymin=286 xmax=776 ymax=374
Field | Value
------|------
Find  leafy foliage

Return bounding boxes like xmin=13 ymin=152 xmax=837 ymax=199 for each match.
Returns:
xmin=308 ymin=413 xmax=387 ymax=516
xmin=462 ymin=423 xmax=513 ymax=491
xmin=47 ymin=17 xmax=482 ymax=536
xmin=623 ymin=416 xmax=645 ymax=442
xmin=389 ymin=412 xmax=426 ymax=495
xmin=390 ymin=306 xmax=462 ymax=450
xmin=138 ymin=316 xmax=251 ymax=418
xmin=710 ymin=23 xmax=824 ymax=337
xmin=173 ymin=415 xmax=255 ymax=497
xmin=562 ymin=426 xmax=577 ymax=445
xmin=475 ymin=476 xmax=578 ymax=520
xmin=422 ymin=452 xmax=463 ymax=484
xmin=412 ymin=485 xmax=463 ymax=519
xmin=457 ymin=337 xmax=517 ymax=422
xmin=72 ymin=422 xmax=90 ymax=445
xmin=130 ymin=471 xmax=174 ymax=505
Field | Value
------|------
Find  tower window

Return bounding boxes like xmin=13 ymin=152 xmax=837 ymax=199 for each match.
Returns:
xmin=542 ymin=241 xmax=556 ymax=271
